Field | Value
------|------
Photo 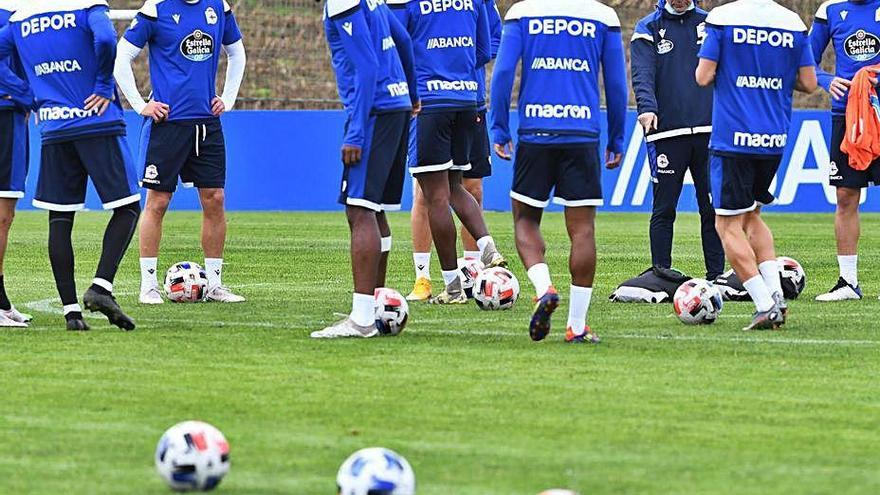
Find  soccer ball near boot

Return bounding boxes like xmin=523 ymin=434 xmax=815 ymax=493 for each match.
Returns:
xmin=474 ymin=267 xmax=520 ymax=311
xmin=155 ymin=421 xmax=230 ymax=492
xmin=165 ymin=262 xmax=208 ymax=303
xmin=375 ymin=288 xmax=409 ymax=336
xmin=457 ymin=257 xmax=485 ymax=299
xmin=337 ymin=447 xmax=415 ymax=495
xmin=673 ymin=279 xmax=723 ymax=325
xmin=778 ymin=256 xmax=806 ymax=299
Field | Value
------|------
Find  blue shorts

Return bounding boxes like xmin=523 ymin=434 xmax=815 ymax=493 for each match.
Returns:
xmin=709 ymin=153 xmax=781 ymax=216
xmin=408 ymin=109 xmax=476 ymax=175
xmin=34 ymin=134 xmax=140 ymax=211
xmin=511 ymin=142 xmax=603 ymax=208
xmin=463 ymin=109 xmax=491 ymax=179
xmin=340 ymin=111 xmax=409 ymax=212
xmin=0 ymin=110 xmax=28 ymax=199
xmin=140 ymin=119 xmax=226 ymax=192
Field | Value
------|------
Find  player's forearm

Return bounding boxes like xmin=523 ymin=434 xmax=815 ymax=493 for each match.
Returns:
xmin=221 ymin=41 xmax=247 ymax=110
xmin=0 ymin=68 xmax=33 ymax=110
xmin=345 ymin=66 xmax=378 ymax=147
xmin=88 ymin=9 xmax=118 ymax=98
xmin=489 ymin=66 xmax=515 ymax=143
xmin=475 ymin=4 xmax=491 ymax=68
xmin=603 ymin=35 xmax=628 ymax=153
xmin=388 ymin=15 xmax=418 ymax=105
xmin=630 ymin=41 xmax=659 ymax=114
xmin=113 ymin=39 xmax=148 ymax=114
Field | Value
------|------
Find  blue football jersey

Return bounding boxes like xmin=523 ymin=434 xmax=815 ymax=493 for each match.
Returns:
xmin=324 ymin=0 xmax=417 ymax=148
xmin=489 ymin=0 xmax=628 ymax=151
xmin=699 ymin=0 xmax=814 ymax=156
xmin=123 ymin=0 xmax=243 ymax=122
xmin=0 ymin=0 xmax=125 ymax=142
xmin=810 ymin=0 xmax=880 ymax=116
xmin=388 ymin=0 xmax=491 ymax=110
xmin=0 ymin=0 xmax=28 ymax=112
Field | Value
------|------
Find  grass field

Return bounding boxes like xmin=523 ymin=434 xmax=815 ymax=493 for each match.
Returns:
xmin=0 ymin=210 xmax=878 ymax=495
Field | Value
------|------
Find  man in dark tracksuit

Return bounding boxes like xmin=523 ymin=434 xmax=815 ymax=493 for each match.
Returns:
xmin=631 ymin=0 xmax=724 ymax=280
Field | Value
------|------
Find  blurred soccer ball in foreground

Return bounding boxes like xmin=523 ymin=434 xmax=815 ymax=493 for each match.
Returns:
xmin=778 ymin=256 xmax=806 ymax=299
xmin=155 ymin=421 xmax=230 ymax=491
xmin=474 ymin=267 xmax=520 ymax=311
xmin=375 ymin=288 xmax=409 ymax=336
xmin=164 ymin=262 xmax=208 ymax=303
xmin=337 ymin=447 xmax=415 ymax=495
xmin=673 ymin=279 xmax=723 ymax=325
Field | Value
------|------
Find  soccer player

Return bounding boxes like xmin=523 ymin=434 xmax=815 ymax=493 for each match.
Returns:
xmin=389 ymin=0 xmax=507 ymax=305
xmin=0 ymin=0 xmax=31 ymax=327
xmin=115 ymin=0 xmax=247 ymax=304
xmin=491 ymin=0 xmax=627 ymax=343
xmin=403 ymin=0 xmax=502 ymax=302
xmin=631 ymin=0 xmax=724 ymax=281
xmin=696 ymin=0 xmax=817 ymax=330
xmin=810 ymin=0 xmax=880 ymax=301
xmin=312 ymin=0 xmax=418 ymax=338
xmin=0 ymin=0 xmax=143 ymax=331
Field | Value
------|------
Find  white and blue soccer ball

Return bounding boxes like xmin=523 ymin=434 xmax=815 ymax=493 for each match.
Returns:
xmin=337 ymin=448 xmax=415 ymax=495
xmin=474 ymin=267 xmax=520 ymax=310
xmin=374 ymin=288 xmax=409 ymax=336
xmin=673 ymin=279 xmax=723 ymax=325
xmin=164 ymin=262 xmax=208 ymax=303
xmin=155 ymin=421 xmax=230 ymax=492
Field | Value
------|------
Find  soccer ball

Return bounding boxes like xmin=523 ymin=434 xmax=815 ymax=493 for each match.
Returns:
xmin=457 ymin=257 xmax=485 ymax=298
xmin=673 ymin=279 xmax=723 ymax=325
xmin=155 ymin=421 xmax=230 ymax=492
xmin=337 ymin=447 xmax=415 ymax=495
xmin=375 ymin=288 xmax=409 ymax=336
xmin=778 ymin=256 xmax=806 ymax=299
xmin=165 ymin=262 xmax=208 ymax=303
xmin=473 ymin=267 xmax=520 ymax=310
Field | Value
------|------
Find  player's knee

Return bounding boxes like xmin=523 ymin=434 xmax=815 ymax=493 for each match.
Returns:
xmin=145 ymin=195 xmax=171 ymax=216
xmin=836 ymin=188 xmax=860 ymax=212
xmin=0 ymin=209 xmax=15 ymax=230
xmin=200 ymin=189 xmax=226 ymax=214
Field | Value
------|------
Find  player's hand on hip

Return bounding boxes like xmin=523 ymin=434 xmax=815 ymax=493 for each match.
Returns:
xmin=637 ymin=112 xmax=658 ymax=134
xmin=411 ymin=100 xmax=422 ymax=117
xmin=829 ymin=77 xmax=851 ymax=100
xmin=211 ymin=97 xmax=226 ymax=117
xmin=84 ymin=94 xmax=111 ymax=116
xmin=605 ymin=149 xmax=623 ymax=170
xmin=342 ymin=144 xmax=362 ymax=166
xmin=867 ymin=68 xmax=879 ymax=86
xmin=494 ymin=142 xmax=513 ymax=161
xmin=141 ymin=100 xmax=170 ymax=123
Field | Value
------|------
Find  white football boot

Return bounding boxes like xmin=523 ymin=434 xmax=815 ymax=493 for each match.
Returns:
xmin=2 ymin=306 xmax=32 ymax=323
xmin=815 ymin=277 xmax=863 ymax=302
xmin=205 ymin=285 xmax=246 ymax=303
xmin=139 ymin=287 xmax=164 ymax=305
xmin=0 ymin=311 xmax=27 ymax=328
xmin=310 ymin=318 xmax=378 ymax=339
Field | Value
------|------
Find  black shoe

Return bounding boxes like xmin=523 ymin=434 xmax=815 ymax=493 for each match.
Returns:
xmin=66 ymin=318 xmax=90 ymax=331
xmin=83 ymin=288 xmax=136 ymax=331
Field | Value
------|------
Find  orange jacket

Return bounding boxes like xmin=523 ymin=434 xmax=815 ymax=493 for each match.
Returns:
xmin=842 ymin=64 xmax=880 ymax=171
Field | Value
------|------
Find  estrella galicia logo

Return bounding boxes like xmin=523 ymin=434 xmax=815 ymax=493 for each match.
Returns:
xmin=844 ymin=30 xmax=880 ymax=62
xmin=180 ymin=30 xmax=215 ymax=62
xmin=657 ymin=39 xmax=674 ymax=55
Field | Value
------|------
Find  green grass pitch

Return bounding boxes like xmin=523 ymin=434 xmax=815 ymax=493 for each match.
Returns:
xmin=0 ymin=211 xmax=878 ymax=494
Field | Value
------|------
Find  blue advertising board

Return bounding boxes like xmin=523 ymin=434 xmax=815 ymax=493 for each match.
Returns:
xmin=20 ymin=110 xmax=874 ymax=212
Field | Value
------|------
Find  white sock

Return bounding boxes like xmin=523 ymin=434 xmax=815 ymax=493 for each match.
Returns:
xmin=463 ymin=250 xmax=480 ymax=261
xmin=413 ymin=252 xmax=431 ymax=279
xmin=381 ymin=237 xmax=392 ymax=253
xmin=567 ymin=285 xmax=593 ymax=334
xmin=92 ymin=278 xmax=113 ymax=293
xmin=743 ymin=275 xmax=774 ymax=312
xmin=205 ymin=258 xmax=223 ymax=288
xmin=758 ymin=259 xmax=783 ymax=299
xmin=350 ymin=293 xmax=375 ymax=327
xmin=140 ymin=257 xmax=158 ymax=291
xmin=526 ymin=263 xmax=553 ymax=297
xmin=441 ymin=269 xmax=459 ymax=286
xmin=476 ymin=236 xmax=494 ymax=254
xmin=838 ymin=255 xmax=858 ymax=286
